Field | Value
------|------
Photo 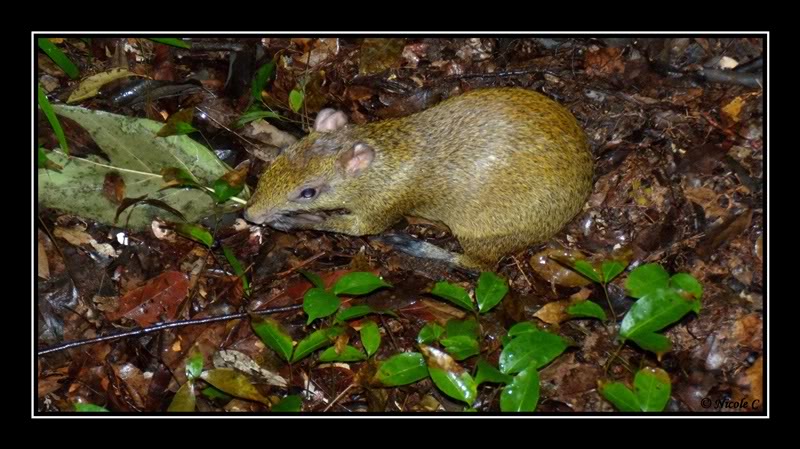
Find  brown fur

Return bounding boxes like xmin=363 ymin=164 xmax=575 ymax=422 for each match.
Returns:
xmin=245 ymin=87 xmax=593 ymax=269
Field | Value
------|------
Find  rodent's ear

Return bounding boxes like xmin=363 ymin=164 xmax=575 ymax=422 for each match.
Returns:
xmin=314 ymin=108 xmax=348 ymax=132
xmin=339 ymin=143 xmax=374 ymax=176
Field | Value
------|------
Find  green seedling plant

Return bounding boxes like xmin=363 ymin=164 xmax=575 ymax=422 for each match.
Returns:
xmin=430 ymin=271 xmax=509 ymax=314
xmin=570 ymin=260 xmax=701 ymax=412
xmin=600 ymin=367 xmax=672 ymax=412
xmin=251 ymin=271 xmax=391 ymax=365
xmin=571 ymin=258 xmax=627 ymax=322
xmin=371 ymin=272 xmax=569 ymax=412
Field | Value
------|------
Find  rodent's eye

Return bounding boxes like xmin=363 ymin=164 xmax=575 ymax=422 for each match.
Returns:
xmin=300 ymin=188 xmax=317 ymax=199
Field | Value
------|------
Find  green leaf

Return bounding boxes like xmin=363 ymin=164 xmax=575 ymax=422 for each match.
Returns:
xmin=440 ymin=335 xmax=480 ymax=361
xmin=303 ymin=288 xmax=342 ymax=325
xmin=374 ymin=352 xmax=428 ymax=387
xmin=160 ymin=166 xmax=199 ymax=188
xmin=74 ymin=403 xmax=109 ymax=412
xmin=670 ymin=273 xmax=703 ymax=302
xmin=440 ymin=318 xmax=480 ymax=360
xmin=300 ymin=269 xmax=325 ymax=289
xmin=620 ymin=288 xmax=696 ymax=340
xmin=38 ymin=85 xmax=69 ymax=156
xmin=252 ymin=61 xmax=276 ymax=102
xmin=38 ymin=147 xmax=62 ymax=172
xmin=573 ymin=260 xmax=601 ymax=283
xmin=201 ymin=386 xmax=231 ymax=401
xmin=430 ymin=281 xmax=474 ymax=311
xmin=360 ymin=321 xmax=381 ymax=357
xmin=319 ymin=345 xmax=367 ymax=362
xmin=150 ymin=38 xmax=191 ymax=49
xmin=566 ymin=300 xmax=607 ymax=321
xmin=291 ymin=327 xmax=344 ymax=363
xmin=251 ymin=317 xmax=294 ymax=362
xmin=38 ymin=147 xmax=48 ymax=168
xmin=601 ymin=260 xmax=626 ymax=283
xmin=499 ymin=330 xmax=568 ymax=374
xmin=634 ymin=368 xmax=671 ymax=412
xmin=625 ymin=263 xmax=669 ymax=298
xmin=38 ymin=38 xmax=79 ymax=79
xmin=445 ymin=318 xmax=479 ymax=339
xmin=272 ymin=395 xmax=302 ymax=412
xmin=475 ymin=272 xmax=508 ymax=313
xmin=40 ymin=105 xmax=249 ymax=231
xmin=199 ymin=368 xmax=270 ymax=405
xmin=234 ymin=109 xmax=282 ymax=128
xmin=289 ymin=89 xmax=304 ymax=113
xmin=475 ymin=359 xmax=513 ymax=386
xmin=421 ymin=346 xmax=477 ymax=406
xmin=211 ymin=178 xmax=244 ymax=204
xmin=429 ymin=366 xmax=477 ymax=406
xmin=173 ymin=121 xmax=198 ymax=136
xmin=600 ymin=382 xmax=640 ymax=412
xmin=417 ymin=322 xmax=445 ymax=344
xmin=507 ymin=322 xmax=538 ymax=338
xmin=630 ymin=332 xmax=672 ymax=355
xmin=157 ymin=109 xmax=197 ymax=138
xmin=185 ymin=352 xmax=203 ymax=380
xmin=333 ymin=272 xmax=391 ymax=296
xmin=500 ymin=365 xmax=540 ymax=412
xmin=223 ymin=246 xmax=250 ymax=296
xmin=335 ymin=305 xmax=376 ymax=322
xmin=175 ymin=223 xmax=214 ymax=248
xmin=167 ymin=381 xmax=196 ymax=412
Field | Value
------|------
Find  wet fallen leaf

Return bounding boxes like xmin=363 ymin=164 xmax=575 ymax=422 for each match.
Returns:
xmin=200 ymin=368 xmax=271 ymax=406
xmin=529 ymin=248 xmax=591 ymax=288
xmin=68 ymin=68 xmax=139 ymax=103
xmin=697 ymin=209 xmax=753 ymax=258
xmin=106 ymin=271 xmax=189 ymax=326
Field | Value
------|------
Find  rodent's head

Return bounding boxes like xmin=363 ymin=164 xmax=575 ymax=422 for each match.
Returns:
xmin=243 ymin=109 xmax=375 ymax=231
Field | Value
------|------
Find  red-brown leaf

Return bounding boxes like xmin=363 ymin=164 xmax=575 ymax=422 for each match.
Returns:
xmin=107 ymin=271 xmax=189 ymax=326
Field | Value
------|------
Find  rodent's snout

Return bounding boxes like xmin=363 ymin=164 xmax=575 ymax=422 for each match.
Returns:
xmin=242 ymin=207 xmax=268 ymax=224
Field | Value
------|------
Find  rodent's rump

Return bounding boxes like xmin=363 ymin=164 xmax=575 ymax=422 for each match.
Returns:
xmin=244 ymin=87 xmax=593 ymax=269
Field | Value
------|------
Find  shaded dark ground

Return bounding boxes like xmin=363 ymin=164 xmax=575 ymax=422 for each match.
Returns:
xmin=36 ymin=36 xmax=764 ymax=413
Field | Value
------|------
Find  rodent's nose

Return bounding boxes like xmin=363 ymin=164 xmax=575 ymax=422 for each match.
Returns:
xmin=242 ymin=208 xmax=266 ymax=224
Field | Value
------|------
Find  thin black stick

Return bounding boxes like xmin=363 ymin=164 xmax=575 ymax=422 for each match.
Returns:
xmin=37 ymin=304 xmax=303 ymax=357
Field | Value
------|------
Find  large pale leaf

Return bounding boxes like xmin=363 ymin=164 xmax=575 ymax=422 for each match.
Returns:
xmin=38 ymin=105 xmax=249 ymax=230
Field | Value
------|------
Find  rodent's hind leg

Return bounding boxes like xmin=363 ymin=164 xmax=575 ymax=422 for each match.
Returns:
xmin=455 ymin=236 xmax=511 ymax=271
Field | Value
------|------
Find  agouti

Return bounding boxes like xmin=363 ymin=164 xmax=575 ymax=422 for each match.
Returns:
xmin=244 ymin=87 xmax=593 ymax=270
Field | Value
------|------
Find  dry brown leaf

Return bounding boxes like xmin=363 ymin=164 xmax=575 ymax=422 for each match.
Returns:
xmin=38 ymin=238 xmax=50 ymax=280
xmin=534 ymin=300 xmax=570 ymax=324
xmin=733 ymin=313 xmax=762 ymax=349
xmin=684 ymin=186 xmax=727 ymax=219
xmin=722 ymin=96 xmax=745 ymax=123
xmin=584 ymin=47 xmax=625 ymax=77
